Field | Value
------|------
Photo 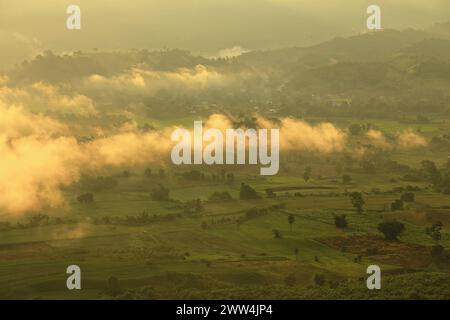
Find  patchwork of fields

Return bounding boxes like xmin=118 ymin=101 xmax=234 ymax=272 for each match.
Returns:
xmin=1 ymin=135 xmax=449 ymax=299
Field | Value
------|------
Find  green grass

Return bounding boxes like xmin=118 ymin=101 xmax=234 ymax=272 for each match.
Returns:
xmin=0 ymin=118 xmax=449 ymax=299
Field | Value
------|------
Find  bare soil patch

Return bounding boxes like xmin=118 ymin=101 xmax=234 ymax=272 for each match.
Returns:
xmin=0 ymin=241 xmax=54 ymax=260
xmin=317 ymin=234 xmax=432 ymax=268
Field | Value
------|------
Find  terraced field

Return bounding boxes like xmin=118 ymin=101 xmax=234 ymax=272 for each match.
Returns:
xmin=0 ymin=158 xmax=449 ymax=299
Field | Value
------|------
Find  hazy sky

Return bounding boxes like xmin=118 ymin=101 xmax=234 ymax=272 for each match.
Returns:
xmin=1 ymin=0 xmax=449 ymax=68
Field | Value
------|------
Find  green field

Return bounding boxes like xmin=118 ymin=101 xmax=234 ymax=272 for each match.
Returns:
xmin=2 ymin=23 xmax=450 ymax=300
xmin=0 ymin=123 xmax=449 ymax=299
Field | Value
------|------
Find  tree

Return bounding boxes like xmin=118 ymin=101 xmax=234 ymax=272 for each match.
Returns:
xmin=136 ymin=211 xmax=149 ymax=224
xmin=426 ymin=221 xmax=443 ymax=241
xmin=182 ymin=170 xmax=205 ymax=181
xmin=421 ymin=160 xmax=440 ymax=183
xmin=349 ymin=124 xmax=363 ymax=136
xmin=350 ymin=192 xmax=365 ymax=214
xmin=184 ymin=199 xmax=203 ymax=214
xmin=272 ymin=229 xmax=283 ymax=239
xmin=266 ymin=188 xmax=275 ymax=198
xmin=150 ymin=184 xmax=170 ymax=201
xmin=236 ymin=218 xmax=243 ymax=230
xmin=332 ymin=213 xmax=348 ymax=229
xmin=28 ymin=214 xmax=50 ymax=227
xmin=77 ymin=193 xmax=94 ymax=204
xmin=288 ymin=214 xmax=295 ymax=231
xmin=121 ymin=170 xmax=131 ymax=178
xmin=303 ymin=167 xmax=312 ymax=183
xmin=294 ymin=248 xmax=299 ymax=260
xmin=378 ymin=221 xmax=405 ymax=241
xmin=226 ymin=173 xmax=235 ymax=185
xmin=400 ymin=192 xmax=415 ymax=202
xmin=390 ymin=199 xmax=404 ymax=211
xmin=342 ymin=174 xmax=352 ymax=184
xmin=245 ymin=207 xmax=262 ymax=219
xmin=239 ymin=183 xmax=259 ymax=200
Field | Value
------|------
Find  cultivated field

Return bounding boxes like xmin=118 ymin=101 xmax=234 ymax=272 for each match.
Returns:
xmin=0 ymin=117 xmax=449 ymax=300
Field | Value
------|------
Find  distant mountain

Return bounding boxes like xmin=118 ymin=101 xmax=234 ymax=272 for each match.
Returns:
xmin=401 ymin=38 xmax=450 ymax=61
xmin=4 ymin=23 xmax=450 ymax=115
xmin=301 ymin=29 xmax=431 ymax=62
xmin=6 ymin=49 xmax=222 ymax=85
xmin=235 ymin=27 xmax=450 ymax=96
xmin=237 ymin=29 xmax=433 ymax=70
xmin=427 ymin=21 xmax=450 ymax=38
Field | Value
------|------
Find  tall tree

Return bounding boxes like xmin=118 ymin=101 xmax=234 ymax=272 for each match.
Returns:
xmin=303 ymin=167 xmax=312 ymax=182
xmin=350 ymin=192 xmax=365 ymax=214
xmin=288 ymin=214 xmax=296 ymax=231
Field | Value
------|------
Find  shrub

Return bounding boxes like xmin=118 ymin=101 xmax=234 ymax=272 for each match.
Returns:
xmin=425 ymin=221 xmax=443 ymax=241
xmin=390 ymin=199 xmax=404 ymax=211
xmin=332 ymin=213 xmax=348 ymax=229
xmin=342 ymin=174 xmax=352 ymax=184
xmin=77 ymin=193 xmax=94 ymax=204
xmin=240 ymin=183 xmax=259 ymax=200
xmin=350 ymin=192 xmax=365 ymax=214
xmin=378 ymin=221 xmax=405 ymax=241
xmin=272 ymin=229 xmax=283 ymax=239
xmin=400 ymin=192 xmax=415 ymax=202
xmin=265 ymin=188 xmax=275 ymax=198
xmin=151 ymin=185 xmax=170 ymax=201
xmin=182 ymin=170 xmax=205 ymax=181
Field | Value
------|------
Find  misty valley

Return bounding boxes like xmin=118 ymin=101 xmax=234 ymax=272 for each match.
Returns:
xmin=170 ymin=120 xmax=280 ymax=175
xmin=0 ymin=19 xmax=450 ymax=300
